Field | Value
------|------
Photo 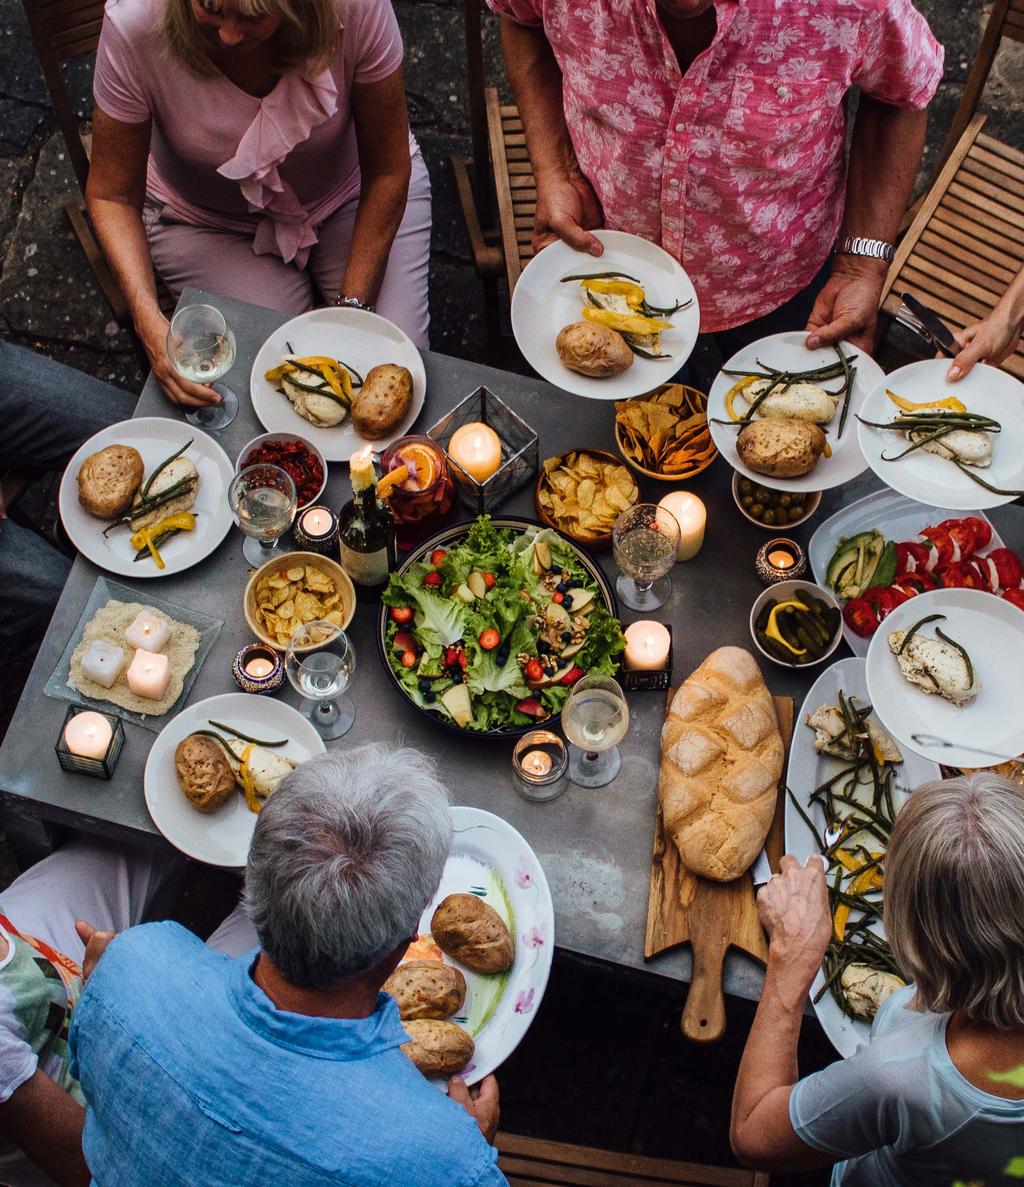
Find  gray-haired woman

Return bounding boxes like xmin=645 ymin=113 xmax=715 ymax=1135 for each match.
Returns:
xmin=730 ymin=772 xmax=1024 ymax=1184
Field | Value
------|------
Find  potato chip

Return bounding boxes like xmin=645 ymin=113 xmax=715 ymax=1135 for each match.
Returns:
xmin=615 ymin=384 xmax=716 ymax=476
xmin=537 ymin=450 xmax=638 ymax=540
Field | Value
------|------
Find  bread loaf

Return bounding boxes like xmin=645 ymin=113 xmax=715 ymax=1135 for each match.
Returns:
xmin=659 ymin=646 xmax=783 ymax=881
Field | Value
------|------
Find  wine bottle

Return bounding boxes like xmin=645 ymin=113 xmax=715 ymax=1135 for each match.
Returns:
xmin=338 ymin=447 xmax=397 ymax=589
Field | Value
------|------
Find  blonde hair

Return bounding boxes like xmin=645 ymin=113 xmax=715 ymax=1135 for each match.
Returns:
xmin=885 ymin=772 xmax=1024 ymax=1030
xmin=162 ymin=0 xmax=339 ymax=77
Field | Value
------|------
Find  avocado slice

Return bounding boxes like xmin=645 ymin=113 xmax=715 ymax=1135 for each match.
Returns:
xmin=826 ymin=531 xmax=891 ymax=599
xmin=440 ymin=683 xmax=473 ymax=727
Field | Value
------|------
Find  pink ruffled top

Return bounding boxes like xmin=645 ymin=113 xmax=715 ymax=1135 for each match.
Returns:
xmin=94 ymin=0 xmax=405 ymax=268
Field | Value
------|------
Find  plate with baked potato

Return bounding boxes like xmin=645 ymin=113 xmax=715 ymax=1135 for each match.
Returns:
xmin=389 ymin=806 xmax=553 ymax=1087
xmin=510 ymin=231 xmax=700 ymax=400
xmin=250 ymin=307 xmax=426 ymax=462
xmin=707 ymin=332 xmax=885 ymax=492
xmin=58 ymin=418 xmax=234 ymax=578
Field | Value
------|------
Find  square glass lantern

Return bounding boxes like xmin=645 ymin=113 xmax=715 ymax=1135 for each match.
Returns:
xmin=427 ymin=387 xmax=538 ymax=515
xmin=620 ymin=623 xmax=674 ymax=692
xmin=55 ymin=704 xmax=125 ymax=779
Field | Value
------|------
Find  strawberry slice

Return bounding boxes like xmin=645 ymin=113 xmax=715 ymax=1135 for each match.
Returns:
xmin=430 ymin=548 xmax=448 ymax=566
xmin=560 ymin=666 xmax=585 ymax=686
xmin=424 ymin=571 xmax=443 ymax=588
xmin=389 ymin=606 xmax=413 ymax=624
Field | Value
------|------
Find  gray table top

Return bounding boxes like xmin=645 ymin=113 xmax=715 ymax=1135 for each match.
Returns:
xmin=5 ymin=288 xmax=1022 ymax=1004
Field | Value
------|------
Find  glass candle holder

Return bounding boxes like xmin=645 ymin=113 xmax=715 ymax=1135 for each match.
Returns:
xmin=621 ymin=622 xmax=674 ymax=692
xmin=292 ymin=506 xmax=339 ymax=555
xmin=56 ymin=705 xmax=124 ymax=779
xmin=511 ymin=730 xmax=569 ymax=803
xmin=232 ymin=643 xmax=286 ymax=694
xmin=755 ymin=537 xmax=807 ymax=585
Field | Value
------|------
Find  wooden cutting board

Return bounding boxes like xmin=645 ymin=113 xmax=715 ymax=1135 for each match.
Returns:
xmin=644 ymin=693 xmax=794 ymax=1043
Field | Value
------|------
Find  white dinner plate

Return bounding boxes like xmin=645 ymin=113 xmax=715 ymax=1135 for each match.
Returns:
xmin=865 ymin=588 xmax=1024 ymax=768
xmin=808 ymin=490 xmax=1003 ymax=658
xmin=510 ymin=230 xmax=700 ymax=400
xmin=58 ymin=418 xmax=234 ymax=578
xmin=410 ymin=806 xmax=553 ymax=1088
xmin=707 ymin=332 xmax=884 ymax=492
xmin=249 ymin=307 xmax=426 ymax=462
xmin=786 ymin=658 xmax=939 ymax=1057
xmin=857 ymin=359 xmax=1024 ymax=509
xmin=144 ymin=693 xmax=325 ymax=867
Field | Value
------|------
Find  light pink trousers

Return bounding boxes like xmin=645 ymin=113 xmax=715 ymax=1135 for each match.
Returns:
xmin=144 ymin=149 xmax=433 ymax=348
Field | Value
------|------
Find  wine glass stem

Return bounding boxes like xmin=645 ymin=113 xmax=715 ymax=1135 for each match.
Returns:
xmin=585 ymin=751 xmax=600 ymax=762
xmin=260 ymin=537 xmax=279 ymax=553
xmin=634 ymin=579 xmax=653 ymax=593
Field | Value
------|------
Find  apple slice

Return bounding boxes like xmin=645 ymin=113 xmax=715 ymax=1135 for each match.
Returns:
xmin=467 ymin=571 xmax=488 ymax=599
xmin=565 ymin=588 xmax=593 ymax=611
xmin=440 ymin=683 xmax=473 ymax=727
xmin=515 ymin=697 xmax=549 ymax=720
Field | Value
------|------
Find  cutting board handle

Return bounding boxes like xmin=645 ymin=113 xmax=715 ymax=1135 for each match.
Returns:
xmin=682 ymin=931 xmax=728 ymax=1042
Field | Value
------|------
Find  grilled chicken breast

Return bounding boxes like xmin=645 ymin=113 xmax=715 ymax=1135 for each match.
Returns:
xmin=221 ymin=738 xmax=298 ymax=798
xmin=281 ymin=375 xmax=348 ymax=428
xmin=888 ymin=630 xmax=979 ymax=706
xmin=129 ymin=457 xmax=199 ymax=531
xmin=805 ymin=704 xmax=902 ymax=764
xmin=747 ymin=379 xmax=838 ymax=425
xmin=906 ymin=407 xmax=992 ymax=468
xmin=840 ymin=964 xmax=906 ymax=1021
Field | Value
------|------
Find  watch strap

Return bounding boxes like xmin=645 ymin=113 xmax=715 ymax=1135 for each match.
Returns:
xmin=835 ymin=235 xmax=895 ymax=264
xmin=332 ymin=294 xmax=376 ymax=313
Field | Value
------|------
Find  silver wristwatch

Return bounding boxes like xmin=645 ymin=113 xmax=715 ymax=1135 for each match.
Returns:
xmin=332 ymin=294 xmax=376 ymax=313
xmin=835 ymin=235 xmax=895 ymax=264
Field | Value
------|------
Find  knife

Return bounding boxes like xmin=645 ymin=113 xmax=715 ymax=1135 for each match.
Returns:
xmin=900 ymin=292 xmax=959 ymax=357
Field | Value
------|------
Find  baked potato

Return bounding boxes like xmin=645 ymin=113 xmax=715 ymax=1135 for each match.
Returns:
xmin=174 ymin=734 xmax=236 ymax=813
xmin=556 ymin=321 xmax=633 ymax=379
xmin=431 ymin=893 xmax=514 ymax=974
xmin=77 ymin=444 xmax=144 ymax=519
xmin=401 ymin=1019 xmax=474 ymax=1077
xmin=351 ymin=364 xmax=413 ymax=440
xmin=384 ymin=960 xmax=467 ymax=1021
xmin=736 ymin=417 xmax=826 ymax=479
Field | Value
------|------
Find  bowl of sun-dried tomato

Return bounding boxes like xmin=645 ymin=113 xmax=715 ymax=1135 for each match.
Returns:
xmin=236 ymin=433 xmax=328 ymax=511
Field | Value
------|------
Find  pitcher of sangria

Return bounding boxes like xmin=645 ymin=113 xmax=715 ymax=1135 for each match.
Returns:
xmin=378 ymin=436 xmax=458 ymax=551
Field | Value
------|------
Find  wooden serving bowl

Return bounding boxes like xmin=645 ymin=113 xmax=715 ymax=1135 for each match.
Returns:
xmin=244 ymin=551 xmax=356 ymax=652
xmin=533 ymin=448 xmax=638 ymax=552
xmin=614 ymin=383 xmax=717 ymax=482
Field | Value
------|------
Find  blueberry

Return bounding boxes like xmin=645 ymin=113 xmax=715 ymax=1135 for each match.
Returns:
xmin=560 ymin=631 xmax=572 ymax=643
xmin=451 ymin=671 xmax=464 ymax=684
xmin=562 ymin=595 xmax=573 ymax=609
xmin=537 ymin=639 xmax=551 ymax=655
xmin=424 ymin=691 xmax=436 ymax=704
xmin=496 ymin=649 xmax=509 ymax=665
xmin=556 ymin=581 xmax=568 ymax=594
xmin=418 ymin=678 xmax=431 ymax=693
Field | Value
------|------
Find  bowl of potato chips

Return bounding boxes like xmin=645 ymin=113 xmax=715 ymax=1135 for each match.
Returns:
xmin=244 ymin=552 xmax=356 ymax=651
xmin=614 ymin=383 xmax=717 ymax=481
xmin=534 ymin=449 xmax=639 ymax=549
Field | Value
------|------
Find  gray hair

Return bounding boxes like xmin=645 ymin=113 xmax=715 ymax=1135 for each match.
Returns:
xmin=243 ymin=745 xmax=451 ymax=989
xmin=885 ymin=772 xmax=1024 ymax=1029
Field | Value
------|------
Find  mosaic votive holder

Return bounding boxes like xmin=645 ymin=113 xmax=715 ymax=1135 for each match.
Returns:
xmin=232 ymin=643 xmax=286 ymax=695
xmin=755 ymin=538 xmax=807 ymax=586
xmin=292 ymin=506 xmax=340 ymax=555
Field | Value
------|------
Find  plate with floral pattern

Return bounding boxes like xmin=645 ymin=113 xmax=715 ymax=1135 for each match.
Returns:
xmin=399 ymin=805 xmax=554 ymax=1087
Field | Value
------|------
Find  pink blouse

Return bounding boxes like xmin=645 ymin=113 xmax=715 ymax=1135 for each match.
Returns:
xmin=94 ymin=0 xmax=405 ymax=268
xmin=487 ymin=0 xmax=943 ymax=332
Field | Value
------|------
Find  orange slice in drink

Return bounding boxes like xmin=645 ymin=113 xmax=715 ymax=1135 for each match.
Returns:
xmin=395 ymin=442 xmax=439 ymax=492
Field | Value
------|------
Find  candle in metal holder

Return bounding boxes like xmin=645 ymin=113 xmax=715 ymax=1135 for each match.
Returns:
xmin=755 ymin=537 xmax=807 ymax=585
xmin=292 ymin=505 xmax=340 ymax=554
xmin=56 ymin=704 xmax=124 ymax=779
xmin=620 ymin=622 xmax=673 ymax=692
xmin=232 ymin=643 xmax=286 ymax=694
xmin=512 ymin=730 xmax=569 ymax=803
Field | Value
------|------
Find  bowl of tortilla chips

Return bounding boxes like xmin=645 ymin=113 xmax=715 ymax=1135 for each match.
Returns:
xmin=244 ymin=552 xmax=356 ymax=651
xmin=534 ymin=449 xmax=639 ymax=550
xmin=614 ymin=383 xmax=717 ymax=481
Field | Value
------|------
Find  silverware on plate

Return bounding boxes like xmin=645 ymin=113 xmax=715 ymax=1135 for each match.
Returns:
xmin=911 ymin=733 xmax=1024 ymax=767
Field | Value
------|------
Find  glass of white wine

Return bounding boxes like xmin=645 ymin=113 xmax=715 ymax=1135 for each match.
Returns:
xmin=612 ymin=503 xmax=681 ymax=612
xmin=286 ymin=621 xmax=356 ymax=739
xmin=229 ymin=463 xmax=297 ymax=567
xmin=166 ymin=303 xmax=239 ymax=430
xmin=560 ymin=673 xmax=629 ymax=788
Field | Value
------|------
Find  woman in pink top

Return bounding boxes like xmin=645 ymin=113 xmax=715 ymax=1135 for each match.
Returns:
xmin=87 ymin=0 xmax=430 ymax=411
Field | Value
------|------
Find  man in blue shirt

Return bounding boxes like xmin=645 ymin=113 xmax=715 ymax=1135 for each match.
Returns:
xmin=69 ymin=745 xmax=507 ymax=1186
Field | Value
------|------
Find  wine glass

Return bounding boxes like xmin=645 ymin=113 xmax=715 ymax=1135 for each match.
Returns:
xmin=560 ymin=674 xmax=629 ymax=788
xmin=229 ymin=464 xmax=297 ymax=567
xmin=612 ymin=503 xmax=681 ymax=612
xmin=286 ymin=621 xmax=356 ymax=739
xmin=166 ymin=303 xmax=239 ymax=430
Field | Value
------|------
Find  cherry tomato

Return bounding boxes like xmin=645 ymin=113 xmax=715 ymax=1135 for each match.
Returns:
xmin=1003 ymin=588 xmax=1024 ymax=612
xmin=478 ymin=628 xmax=501 ymax=651
xmin=389 ymin=606 xmax=413 ymax=624
xmin=483 ymin=572 xmax=496 ymax=588
xmin=430 ymin=549 xmax=448 ymax=566
xmin=525 ymin=658 xmax=544 ymax=683
xmin=423 ymin=571 xmax=444 ymax=588
xmin=400 ymin=650 xmax=417 ymax=669
xmin=842 ymin=597 xmax=880 ymax=638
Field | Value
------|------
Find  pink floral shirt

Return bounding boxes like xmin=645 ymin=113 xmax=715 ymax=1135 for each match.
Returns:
xmin=487 ymin=0 xmax=943 ymax=332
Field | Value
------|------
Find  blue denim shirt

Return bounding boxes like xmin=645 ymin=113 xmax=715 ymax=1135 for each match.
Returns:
xmin=69 ymin=923 xmax=507 ymax=1186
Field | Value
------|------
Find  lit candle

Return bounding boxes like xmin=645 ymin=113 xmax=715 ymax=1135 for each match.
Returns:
xmin=658 ymin=491 xmax=706 ymax=561
xmin=126 ymin=649 xmax=171 ymax=700
xmin=245 ymin=656 xmax=275 ymax=679
xmin=124 ymin=611 xmax=171 ymax=652
xmin=768 ymin=548 xmax=795 ymax=570
xmin=80 ymin=641 xmax=126 ymax=689
xmin=521 ymin=750 xmax=553 ymax=778
xmin=300 ymin=507 xmax=333 ymax=538
xmin=624 ymin=621 xmax=672 ymax=670
xmin=447 ymin=422 xmax=502 ymax=483
xmin=63 ymin=710 xmax=113 ymax=759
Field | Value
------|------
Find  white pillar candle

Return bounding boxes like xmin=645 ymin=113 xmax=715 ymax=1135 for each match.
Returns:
xmin=80 ymin=641 xmax=126 ymax=689
xmin=125 ymin=611 xmax=171 ymax=652
xmin=126 ymin=649 xmax=171 ymax=700
xmin=624 ymin=621 xmax=672 ymax=670
xmin=64 ymin=711 xmax=113 ymax=759
xmin=447 ymin=422 xmax=502 ymax=483
xmin=658 ymin=491 xmax=706 ymax=561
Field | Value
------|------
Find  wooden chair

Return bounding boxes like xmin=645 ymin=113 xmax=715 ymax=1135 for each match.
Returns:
xmin=497 ymin=1133 xmax=770 ymax=1186
xmin=451 ymin=0 xmax=537 ymax=360
xmin=880 ymin=114 xmax=1024 ymax=381
xmin=21 ymin=0 xmax=129 ymax=321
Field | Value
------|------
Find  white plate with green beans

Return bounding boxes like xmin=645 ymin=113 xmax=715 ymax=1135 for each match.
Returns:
xmin=58 ymin=418 xmax=234 ymax=578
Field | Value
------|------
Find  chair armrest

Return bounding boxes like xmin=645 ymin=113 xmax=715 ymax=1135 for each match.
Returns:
xmin=451 ymin=154 xmax=504 ymax=277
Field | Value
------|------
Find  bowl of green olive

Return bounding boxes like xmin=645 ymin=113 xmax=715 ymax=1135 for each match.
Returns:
xmin=731 ymin=472 xmax=821 ymax=530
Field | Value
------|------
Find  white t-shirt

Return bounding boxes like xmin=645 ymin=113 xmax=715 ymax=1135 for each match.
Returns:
xmin=790 ymin=985 xmax=1024 ymax=1186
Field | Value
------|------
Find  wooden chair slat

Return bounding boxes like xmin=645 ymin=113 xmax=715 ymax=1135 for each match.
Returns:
xmin=508 ymin=161 xmax=534 ymax=175
xmin=898 ymin=267 xmax=992 ymax=321
xmin=503 ymin=132 xmax=527 ymax=148
xmin=500 ymin=104 xmax=520 ymax=117
xmin=945 ymin=179 xmax=1024 ymax=234
xmin=977 ymin=131 xmax=1024 ymax=166
xmin=961 ymin=155 xmax=1024 ymax=201
xmin=51 ymin=29 xmax=102 ymax=58
xmin=509 ymin=173 xmax=536 ymax=189
xmin=513 ymin=193 xmax=538 ymax=207
xmin=900 ymin=252 xmax=1004 ymax=308
xmin=502 ymin=117 xmax=525 ymax=134
xmin=925 ymin=218 xmax=1024 ymax=275
xmin=970 ymin=142 xmax=1024 ymax=185
xmin=485 ymin=86 xmax=525 ymax=292
xmin=506 ymin=147 xmax=531 ymax=162
xmin=954 ymin=158 xmax=1024 ymax=207
xmin=915 ymin=237 xmax=1018 ymax=295
xmin=940 ymin=191 xmax=1024 ymax=247
xmin=1004 ymin=7 xmax=1024 ymax=31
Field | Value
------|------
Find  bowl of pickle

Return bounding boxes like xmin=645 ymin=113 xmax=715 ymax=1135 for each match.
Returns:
xmin=731 ymin=472 xmax=821 ymax=530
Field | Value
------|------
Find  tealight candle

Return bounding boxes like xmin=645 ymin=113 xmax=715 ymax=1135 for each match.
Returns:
xmin=300 ymin=507 xmax=333 ymax=538
xmin=245 ymin=656 xmax=275 ymax=679
xmin=80 ymin=640 xmax=126 ymax=689
xmin=124 ymin=611 xmax=171 ymax=653
xmin=755 ymin=537 xmax=808 ymax=585
xmin=658 ymin=491 xmax=706 ymax=561
xmin=521 ymin=750 xmax=553 ymax=778
xmin=447 ymin=422 xmax=502 ymax=483
xmin=624 ymin=621 xmax=672 ymax=670
xmin=512 ymin=730 xmax=569 ymax=803
xmin=768 ymin=548 xmax=795 ymax=570
xmin=126 ymin=649 xmax=171 ymax=700
xmin=63 ymin=710 xmax=112 ymax=759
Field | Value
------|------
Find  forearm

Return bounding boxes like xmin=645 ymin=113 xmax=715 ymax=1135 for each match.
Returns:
xmin=338 ymin=167 xmax=409 ymax=305
xmin=997 ymin=267 xmax=1024 ymax=328
xmin=86 ymin=195 xmax=162 ymax=328
xmin=500 ymin=19 xmax=577 ymax=182
xmin=841 ymin=96 xmax=926 ymax=248
xmin=0 ymin=1071 xmax=90 ymax=1187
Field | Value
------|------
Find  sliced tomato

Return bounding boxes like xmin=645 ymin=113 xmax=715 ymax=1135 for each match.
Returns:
xmin=965 ymin=516 xmax=993 ymax=550
xmin=1002 ymin=588 xmax=1024 ymax=612
xmin=891 ymin=570 xmax=938 ymax=596
xmin=931 ymin=519 xmax=976 ymax=560
xmin=934 ymin=561 xmax=986 ymax=590
xmin=920 ymin=526 xmax=955 ymax=567
xmin=895 ymin=541 xmax=930 ymax=575
xmin=842 ymin=597 xmax=880 ymax=638
xmin=987 ymin=547 xmax=1024 ymax=591
xmin=860 ymin=586 xmax=910 ymax=618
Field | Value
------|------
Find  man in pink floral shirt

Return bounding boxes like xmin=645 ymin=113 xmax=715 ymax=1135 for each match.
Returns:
xmin=489 ymin=0 xmax=943 ymax=356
